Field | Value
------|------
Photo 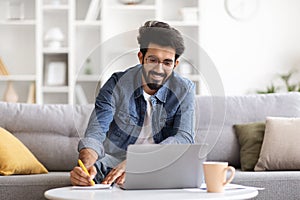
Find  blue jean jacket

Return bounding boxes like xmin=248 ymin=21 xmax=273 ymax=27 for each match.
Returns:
xmin=78 ymin=64 xmax=195 ymax=160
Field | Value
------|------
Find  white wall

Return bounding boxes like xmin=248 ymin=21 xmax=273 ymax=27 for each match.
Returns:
xmin=199 ymin=0 xmax=300 ymax=95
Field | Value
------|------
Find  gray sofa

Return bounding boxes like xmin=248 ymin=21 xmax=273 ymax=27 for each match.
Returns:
xmin=195 ymin=92 xmax=300 ymax=200
xmin=0 ymin=103 xmax=93 ymax=200
xmin=1 ymin=92 xmax=300 ymax=200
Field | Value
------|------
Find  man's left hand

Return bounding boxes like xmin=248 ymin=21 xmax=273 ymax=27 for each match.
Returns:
xmin=101 ymin=160 xmax=126 ymax=185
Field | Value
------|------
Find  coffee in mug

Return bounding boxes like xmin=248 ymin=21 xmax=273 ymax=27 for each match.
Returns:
xmin=203 ymin=161 xmax=235 ymax=193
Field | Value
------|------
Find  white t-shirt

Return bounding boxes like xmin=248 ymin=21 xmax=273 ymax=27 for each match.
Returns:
xmin=135 ymin=91 xmax=155 ymax=144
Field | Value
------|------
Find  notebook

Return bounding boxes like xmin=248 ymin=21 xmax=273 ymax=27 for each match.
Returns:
xmin=119 ymin=143 xmax=208 ymax=190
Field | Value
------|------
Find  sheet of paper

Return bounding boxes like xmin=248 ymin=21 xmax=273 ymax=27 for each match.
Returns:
xmin=72 ymin=184 xmax=112 ymax=190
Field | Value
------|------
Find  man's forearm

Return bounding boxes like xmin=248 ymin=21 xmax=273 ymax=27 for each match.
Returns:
xmin=79 ymin=148 xmax=98 ymax=168
xmin=78 ymin=109 xmax=106 ymax=159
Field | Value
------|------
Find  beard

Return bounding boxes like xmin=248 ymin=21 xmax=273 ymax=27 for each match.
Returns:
xmin=142 ymin=66 xmax=167 ymax=91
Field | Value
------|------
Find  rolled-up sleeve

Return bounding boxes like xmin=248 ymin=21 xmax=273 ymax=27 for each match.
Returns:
xmin=78 ymin=75 xmax=117 ymax=160
xmin=78 ymin=109 xmax=106 ymax=159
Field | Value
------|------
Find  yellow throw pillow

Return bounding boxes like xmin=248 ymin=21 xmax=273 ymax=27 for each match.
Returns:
xmin=0 ymin=127 xmax=48 ymax=175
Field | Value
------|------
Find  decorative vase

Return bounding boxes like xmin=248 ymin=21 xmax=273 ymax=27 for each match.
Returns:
xmin=3 ymin=82 xmax=19 ymax=103
xmin=84 ymin=58 xmax=93 ymax=75
xmin=44 ymin=27 xmax=65 ymax=48
xmin=6 ymin=1 xmax=25 ymax=20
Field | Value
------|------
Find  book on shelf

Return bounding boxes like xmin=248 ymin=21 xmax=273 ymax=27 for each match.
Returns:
xmin=85 ymin=0 xmax=101 ymax=21
xmin=0 ymin=57 xmax=9 ymax=75
xmin=75 ymin=84 xmax=88 ymax=105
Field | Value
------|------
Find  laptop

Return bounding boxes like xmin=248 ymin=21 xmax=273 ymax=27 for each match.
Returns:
xmin=119 ymin=143 xmax=208 ymax=190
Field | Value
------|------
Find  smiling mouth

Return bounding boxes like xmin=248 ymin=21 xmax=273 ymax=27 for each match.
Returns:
xmin=151 ymin=74 xmax=163 ymax=80
xmin=149 ymin=71 xmax=165 ymax=80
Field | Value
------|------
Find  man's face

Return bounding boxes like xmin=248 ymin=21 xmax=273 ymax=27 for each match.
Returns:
xmin=139 ymin=43 xmax=178 ymax=91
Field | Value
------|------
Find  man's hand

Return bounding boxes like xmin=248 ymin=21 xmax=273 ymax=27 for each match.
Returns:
xmin=70 ymin=165 xmax=97 ymax=186
xmin=70 ymin=148 xmax=98 ymax=186
xmin=102 ymin=160 xmax=126 ymax=185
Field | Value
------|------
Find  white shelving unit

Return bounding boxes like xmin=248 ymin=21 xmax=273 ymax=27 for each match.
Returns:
xmin=73 ymin=0 xmax=102 ymax=104
xmin=37 ymin=0 xmax=72 ymax=104
xmin=0 ymin=75 xmax=36 ymax=81
xmin=97 ymin=0 xmax=201 ymax=97
xmin=0 ymin=20 xmax=36 ymax=25
xmin=0 ymin=0 xmax=36 ymax=103
xmin=0 ymin=0 xmax=200 ymax=104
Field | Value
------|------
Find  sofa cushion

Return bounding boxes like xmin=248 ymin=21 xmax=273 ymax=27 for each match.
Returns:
xmin=232 ymin=170 xmax=300 ymax=200
xmin=0 ymin=102 xmax=93 ymax=171
xmin=234 ymin=122 xmax=265 ymax=171
xmin=194 ymin=92 xmax=300 ymax=167
xmin=0 ymin=127 xmax=48 ymax=175
xmin=0 ymin=172 xmax=71 ymax=200
xmin=255 ymin=117 xmax=300 ymax=171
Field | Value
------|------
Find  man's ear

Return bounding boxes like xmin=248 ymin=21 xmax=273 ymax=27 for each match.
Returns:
xmin=138 ymin=51 xmax=143 ymax=64
xmin=173 ymin=59 xmax=179 ymax=69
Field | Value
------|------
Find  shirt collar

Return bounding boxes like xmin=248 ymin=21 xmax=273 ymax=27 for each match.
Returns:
xmin=154 ymin=74 xmax=173 ymax=103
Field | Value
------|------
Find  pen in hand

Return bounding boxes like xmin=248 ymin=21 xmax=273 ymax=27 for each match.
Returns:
xmin=78 ymin=159 xmax=95 ymax=186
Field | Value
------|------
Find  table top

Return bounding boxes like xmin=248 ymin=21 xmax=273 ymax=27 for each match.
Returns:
xmin=44 ymin=184 xmax=258 ymax=200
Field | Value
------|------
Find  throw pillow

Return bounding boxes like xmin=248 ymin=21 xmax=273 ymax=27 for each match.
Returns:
xmin=234 ymin=122 xmax=265 ymax=171
xmin=0 ymin=127 xmax=48 ymax=175
xmin=255 ymin=117 xmax=300 ymax=171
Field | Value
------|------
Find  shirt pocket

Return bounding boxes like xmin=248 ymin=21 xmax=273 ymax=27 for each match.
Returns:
xmin=114 ymin=110 xmax=139 ymax=136
xmin=116 ymin=110 xmax=138 ymax=125
xmin=159 ymin=116 xmax=174 ymax=127
xmin=155 ymin=116 xmax=177 ymax=138
xmin=106 ymin=123 xmax=130 ymax=150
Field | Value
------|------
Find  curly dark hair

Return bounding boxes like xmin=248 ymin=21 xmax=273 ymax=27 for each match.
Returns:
xmin=137 ymin=20 xmax=185 ymax=61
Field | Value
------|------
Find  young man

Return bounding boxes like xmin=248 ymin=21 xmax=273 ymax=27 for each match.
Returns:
xmin=70 ymin=20 xmax=195 ymax=186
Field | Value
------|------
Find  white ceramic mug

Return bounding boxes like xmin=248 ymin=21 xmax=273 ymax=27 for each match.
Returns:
xmin=203 ymin=161 xmax=235 ymax=193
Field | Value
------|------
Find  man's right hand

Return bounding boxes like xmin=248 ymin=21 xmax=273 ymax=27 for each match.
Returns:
xmin=70 ymin=148 xmax=98 ymax=186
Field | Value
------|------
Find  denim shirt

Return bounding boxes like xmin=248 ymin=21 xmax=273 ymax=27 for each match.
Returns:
xmin=78 ymin=64 xmax=195 ymax=160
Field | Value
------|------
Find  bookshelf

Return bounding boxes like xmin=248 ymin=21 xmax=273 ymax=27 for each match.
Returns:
xmin=0 ymin=0 xmax=36 ymax=103
xmin=0 ymin=0 xmax=201 ymax=104
xmin=75 ymin=0 xmax=201 ymax=105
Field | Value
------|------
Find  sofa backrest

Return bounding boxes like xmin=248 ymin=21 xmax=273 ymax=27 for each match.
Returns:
xmin=194 ymin=92 xmax=300 ymax=167
xmin=1 ymin=92 xmax=300 ymax=171
xmin=0 ymin=102 xmax=93 ymax=171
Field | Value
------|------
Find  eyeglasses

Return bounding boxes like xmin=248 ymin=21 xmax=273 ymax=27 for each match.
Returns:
xmin=145 ymin=56 xmax=174 ymax=68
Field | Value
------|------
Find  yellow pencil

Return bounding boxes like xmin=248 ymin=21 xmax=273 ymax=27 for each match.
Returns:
xmin=78 ymin=159 xmax=95 ymax=186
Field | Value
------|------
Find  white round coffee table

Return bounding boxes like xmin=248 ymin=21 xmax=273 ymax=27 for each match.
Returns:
xmin=45 ymin=184 xmax=258 ymax=200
